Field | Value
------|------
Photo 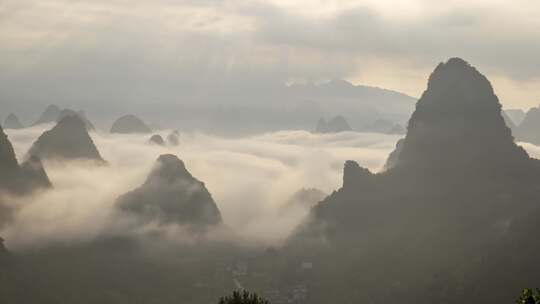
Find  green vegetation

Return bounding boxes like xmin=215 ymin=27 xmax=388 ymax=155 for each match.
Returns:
xmin=517 ymin=289 xmax=540 ymax=304
xmin=219 ymin=290 xmax=270 ymax=304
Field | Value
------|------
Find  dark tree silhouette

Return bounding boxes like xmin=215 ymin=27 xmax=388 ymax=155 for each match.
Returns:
xmin=218 ymin=290 xmax=270 ymax=304
xmin=517 ymin=289 xmax=540 ymax=304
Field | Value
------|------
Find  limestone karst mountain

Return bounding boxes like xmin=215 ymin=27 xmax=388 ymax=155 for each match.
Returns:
xmin=28 ymin=116 xmax=105 ymax=162
xmin=167 ymin=130 xmax=180 ymax=146
xmin=149 ymin=134 xmax=165 ymax=146
xmin=20 ymin=156 xmax=53 ymax=190
xmin=504 ymin=109 xmax=526 ymax=125
xmin=315 ymin=115 xmax=352 ymax=133
xmin=286 ymin=58 xmax=540 ymax=304
xmin=514 ymin=106 xmax=540 ymax=145
xmin=32 ymin=104 xmax=62 ymax=126
xmin=393 ymin=58 xmax=528 ymax=170
xmin=0 ymin=124 xmax=51 ymax=194
xmin=3 ymin=114 xmax=24 ymax=129
xmin=32 ymin=105 xmax=95 ymax=130
xmin=362 ymin=119 xmax=405 ymax=134
xmin=115 ymin=154 xmax=222 ymax=226
xmin=0 ymin=124 xmax=23 ymax=192
xmin=110 ymin=115 xmax=152 ymax=134
xmin=57 ymin=109 xmax=95 ymax=131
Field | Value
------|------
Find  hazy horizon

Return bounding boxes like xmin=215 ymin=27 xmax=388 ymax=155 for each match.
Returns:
xmin=1 ymin=0 xmax=539 ymax=117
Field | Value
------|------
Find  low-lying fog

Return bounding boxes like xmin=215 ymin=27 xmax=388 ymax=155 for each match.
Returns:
xmin=3 ymin=125 xmax=539 ymax=250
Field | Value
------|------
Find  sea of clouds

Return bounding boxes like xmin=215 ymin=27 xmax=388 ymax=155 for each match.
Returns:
xmin=0 ymin=125 xmax=405 ymax=249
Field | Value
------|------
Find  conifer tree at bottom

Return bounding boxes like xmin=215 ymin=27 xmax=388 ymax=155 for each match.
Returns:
xmin=218 ymin=290 xmax=270 ymax=304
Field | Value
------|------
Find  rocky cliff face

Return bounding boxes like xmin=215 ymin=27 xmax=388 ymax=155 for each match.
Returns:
xmin=286 ymin=58 xmax=540 ymax=304
xmin=116 ymin=154 xmax=222 ymax=226
xmin=396 ymin=58 xmax=528 ymax=170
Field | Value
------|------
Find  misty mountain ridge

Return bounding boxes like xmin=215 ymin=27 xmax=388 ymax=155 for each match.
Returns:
xmin=32 ymin=104 xmax=62 ymax=126
xmin=27 ymin=115 xmax=105 ymax=163
xmin=115 ymin=154 xmax=222 ymax=227
xmin=315 ymin=115 xmax=352 ymax=133
xmin=3 ymin=79 xmax=416 ymax=135
xmin=514 ymin=105 xmax=540 ymax=145
xmin=149 ymin=134 xmax=165 ymax=146
xmin=1 ymin=58 xmax=539 ymax=304
xmin=287 ymin=58 xmax=540 ymax=303
xmin=57 ymin=109 xmax=95 ymax=131
xmin=0 ymin=124 xmax=51 ymax=228
xmin=3 ymin=114 xmax=24 ymax=130
xmin=393 ymin=57 xmax=529 ymax=170
xmin=110 ymin=115 xmax=152 ymax=134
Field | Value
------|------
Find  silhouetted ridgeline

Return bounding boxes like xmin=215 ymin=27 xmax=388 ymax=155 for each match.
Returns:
xmin=32 ymin=104 xmax=62 ymax=126
xmin=1 ymin=58 xmax=540 ymax=304
xmin=0 ymin=124 xmax=51 ymax=195
xmin=28 ymin=115 xmax=105 ymax=162
xmin=3 ymin=114 xmax=24 ymax=129
xmin=116 ymin=154 xmax=222 ymax=227
xmin=110 ymin=115 xmax=152 ymax=134
xmin=286 ymin=58 xmax=540 ymax=303
xmin=315 ymin=115 xmax=352 ymax=133
xmin=0 ymin=123 xmax=51 ymax=229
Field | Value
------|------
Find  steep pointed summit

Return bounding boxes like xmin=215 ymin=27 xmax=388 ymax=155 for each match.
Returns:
xmin=33 ymin=104 xmax=62 ymax=126
xmin=395 ymin=58 xmax=527 ymax=169
xmin=514 ymin=106 xmax=540 ymax=145
xmin=285 ymin=59 xmax=540 ymax=303
xmin=3 ymin=114 xmax=24 ymax=129
xmin=57 ymin=109 xmax=95 ymax=131
xmin=28 ymin=116 xmax=104 ymax=162
xmin=0 ymin=124 xmax=22 ymax=191
xmin=0 ymin=125 xmax=51 ymax=193
xmin=20 ymin=156 xmax=52 ymax=189
xmin=115 ymin=154 xmax=222 ymax=226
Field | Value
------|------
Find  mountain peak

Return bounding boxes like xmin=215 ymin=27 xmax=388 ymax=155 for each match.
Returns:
xmin=33 ymin=104 xmax=62 ymax=126
xmin=315 ymin=115 xmax=352 ymax=133
xmin=116 ymin=154 xmax=222 ymax=226
xmin=343 ymin=160 xmax=373 ymax=189
xmin=4 ymin=113 xmax=24 ymax=129
xmin=394 ymin=58 xmax=527 ymax=169
xmin=28 ymin=115 xmax=104 ymax=162
xmin=146 ymin=154 xmax=193 ymax=184
xmin=110 ymin=115 xmax=152 ymax=134
xmin=0 ymin=125 xmax=52 ymax=193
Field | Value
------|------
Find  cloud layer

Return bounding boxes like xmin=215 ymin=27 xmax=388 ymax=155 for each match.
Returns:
xmin=1 ymin=125 xmax=400 ymax=249
xmin=1 ymin=0 xmax=538 ymax=115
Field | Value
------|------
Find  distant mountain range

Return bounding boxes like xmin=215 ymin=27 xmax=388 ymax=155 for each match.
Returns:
xmin=2 ymin=80 xmax=416 ymax=135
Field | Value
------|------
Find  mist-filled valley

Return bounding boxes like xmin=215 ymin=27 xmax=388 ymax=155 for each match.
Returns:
xmin=2 ymin=125 xmax=400 ymax=249
xmin=3 ymin=1 xmax=540 ymax=303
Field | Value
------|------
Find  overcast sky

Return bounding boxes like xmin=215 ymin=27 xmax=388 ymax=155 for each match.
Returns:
xmin=1 ymin=0 xmax=539 ymax=110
